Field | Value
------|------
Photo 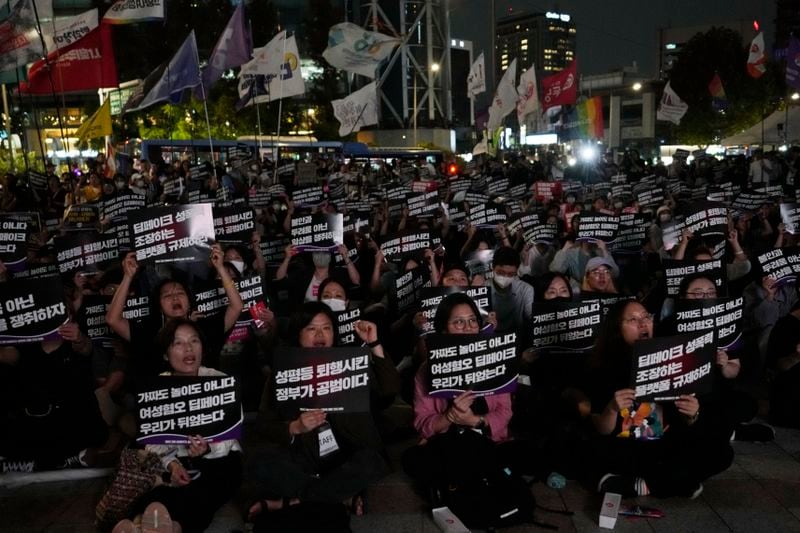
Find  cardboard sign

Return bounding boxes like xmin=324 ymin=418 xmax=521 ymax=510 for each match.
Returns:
xmin=609 ymin=213 xmax=649 ymax=253
xmin=631 ymin=332 xmax=715 ymax=402
xmin=136 ymin=375 xmax=242 ymax=445
xmin=732 ymin=192 xmax=769 ymax=212
xmin=757 ymin=247 xmax=800 ymax=285
xmin=407 ymin=191 xmax=440 ymax=218
xmin=291 ymin=186 xmax=326 ymax=207
xmin=101 ymin=191 xmax=146 ymax=223
xmin=291 ymin=213 xmax=344 ymax=251
xmin=530 ymin=300 xmax=603 ymax=352
xmin=468 ymin=204 xmax=506 ymax=228
xmin=54 ymin=231 xmax=119 ymax=278
xmin=426 ymin=332 xmax=518 ymax=397
xmin=380 ymin=231 xmax=433 ymax=261
xmin=63 ymin=204 xmax=99 ymax=231
xmin=663 ymin=259 xmax=726 ymax=297
xmin=780 ymin=203 xmax=800 ymax=234
xmin=213 ymin=206 xmax=255 ymax=244
xmin=396 ymin=265 xmax=432 ymax=314
xmin=674 ymin=297 xmax=744 ymax=350
xmin=576 ymin=215 xmax=619 ymax=243
xmin=417 ymin=286 xmax=492 ymax=335
xmin=128 ymin=204 xmax=215 ymax=264
xmin=334 ymin=308 xmax=361 ymax=346
xmin=272 ymin=347 xmax=371 ymax=415
xmin=0 ymin=276 xmax=68 ymax=345
xmin=0 ymin=215 xmax=29 ymax=271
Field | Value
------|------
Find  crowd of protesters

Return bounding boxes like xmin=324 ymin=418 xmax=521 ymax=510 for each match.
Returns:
xmin=1 ymin=143 xmax=799 ymax=532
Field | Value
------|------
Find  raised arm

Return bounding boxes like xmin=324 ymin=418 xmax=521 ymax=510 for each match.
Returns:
xmin=105 ymin=252 xmax=138 ymax=341
xmin=211 ymin=244 xmax=244 ymax=332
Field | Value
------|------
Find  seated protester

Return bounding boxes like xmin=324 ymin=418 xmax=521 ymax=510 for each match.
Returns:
xmin=488 ymin=246 xmax=533 ymax=335
xmin=518 ymin=241 xmax=557 ymax=280
xmin=121 ymin=319 xmax=242 ymax=533
xmin=580 ymin=256 xmax=620 ymax=295
xmin=250 ymin=302 xmax=393 ymax=521
xmin=224 ymin=235 xmax=266 ymax=277
xmin=0 ymin=320 xmax=108 ymax=472
xmin=550 ymin=237 xmax=619 ymax=286
xmin=766 ymin=291 xmax=800 ymax=428
xmin=659 ymin=274 xmax=773 ymax=442
xmin=275 ymin=243 xmax=360 ymax=311
xmin=671 ymin=229 xmax=751 ymax=283
xmin=586 ymin=300 xmax=733 ymax=499
xmin=105 ymin=246 xmax=243 ymax=376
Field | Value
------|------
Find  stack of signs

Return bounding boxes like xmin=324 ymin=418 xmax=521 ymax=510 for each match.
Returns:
xmin=136 ymin=375 xmax=242 ymax=445
xmin=272 ymin=347 xmax=371 ymax=416
xmin=417 ymin=286 xmax=492 ymax=335
xmin=380 ymin=231 xmax=433 ymax=261
xmin=636 ymin=188 xmax=665 ymax=209
xmin=0 ymin=276 xmax=68 ymax=345
xmin=533 ymin=182 xmax=562 ymax=203
xmin=487 ymin=177 xmax=509 ymax=197
xmin=631 ymin=332 xmax=715 ymax=402
xmin=213 ymin=206 xmax=255 ymax=245
xmin=468 ymin=204 xmax=506 ymax=228
xmin=576 ymin=215 xmax=619 ymax=243
xmin=426 ymin=332 xmax=517 ymax=397
xmin=260 ymin=236 xmax=292 ymax=265
xmin=407 ymin=191 xmax=440 ymax=218
xmin=732 ymin=191 xmax=769 ymax=213
xmin=609 ymin=214 xmax=649 ymax=253
xmin=28 ymin=171 xmax=48 ymax=191
xmin=663 ymin=259 xmax=726 ymax=297
xmin=0 ymin=214 xmax=29 ymax=272
xmin=291 ymin=213 xmax=343 ymax=251
xmin=194 ymin=274 xmax=266 ymax=328
xmin=334 ymin=308 xmax=361 ymax=346
xmin=780 ymin=203 xmax=800 ymax=234
xmin=674 ymin=297 xmax=744 ymax=350
xmin=291 ymin=186 xmax=326 ymax=208
xmin=465 ymin=249 xmax=494 ymax=280
xmin=757 ymin=247 xmax=800 ymax=285
xmin=54 ymin=232 xmax=119 ymax=279
xmin=63 ymin=204 xmax=99 ymax=231
xmin=530 ymin=300 xmax=603 ymax=352
xmin=396 ymin=264 xmax=431 ymax=314
xmin=128 ymin=204 xmax=215 ymax=264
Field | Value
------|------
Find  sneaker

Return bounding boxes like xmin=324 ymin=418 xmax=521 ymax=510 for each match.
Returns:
xmin=57 ymin=451 xmax=88 ymax=469
xmin=734 ymin=422 xmax=775 ymax=442
xmin=1 ymin=459 xmax=36 ymax=473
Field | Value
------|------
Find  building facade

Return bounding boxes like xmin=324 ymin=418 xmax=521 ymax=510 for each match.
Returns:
xmin=495 ymin=11 xmax=575 ymax=77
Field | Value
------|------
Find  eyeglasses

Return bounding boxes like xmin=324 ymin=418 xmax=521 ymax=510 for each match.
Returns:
xmin=589 ymin=268 xmax=611 ymax=278
xmin=448 ymin=316 xmax=479 ymax=329
xmin=623 ymin=313 xmax=654 ymax=326
xmin=686 ymin=290 xmax=717 ymax=298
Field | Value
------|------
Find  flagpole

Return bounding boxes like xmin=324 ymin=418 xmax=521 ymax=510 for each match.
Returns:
xmin=272 ymin=30 xmax=288 ymax=183
xmin=11 ymin=58 xmax=32 ymax=173
xmin=194 ymin=42 xmax=217 ymax=179
xmin=347 ymin=103 xmax=370 ymax=137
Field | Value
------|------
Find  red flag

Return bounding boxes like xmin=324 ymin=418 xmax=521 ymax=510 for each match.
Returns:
xmin=19 ymin=24 xmax=117 ymax=94
xmin=540 ymin=60 xmax=577 ymax=111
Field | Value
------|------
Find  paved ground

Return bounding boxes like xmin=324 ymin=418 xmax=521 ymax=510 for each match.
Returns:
xmin=3 ymin=403 xmax=800 ymax=532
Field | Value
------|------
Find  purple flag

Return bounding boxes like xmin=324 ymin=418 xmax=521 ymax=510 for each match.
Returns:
xmin=787 ymin=36 xmax=800 ymax=91
xmin=195 ymin=3 xmax=252 ymax=99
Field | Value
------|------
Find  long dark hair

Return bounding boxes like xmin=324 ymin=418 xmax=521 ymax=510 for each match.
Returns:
xmin=535 ymin=272 xmax=573 ymax=301
xmin=588 ymin=299 xmax=638 ymax=373
xmin=433 ymin=293 xmax=483 ymax=334
xmin=288 ymin=301 xmax=339 ymax=346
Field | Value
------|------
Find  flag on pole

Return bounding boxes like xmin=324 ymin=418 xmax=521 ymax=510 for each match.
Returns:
xmin=516 ymin=63 xmax=540 ymax=129
xmin=236 ymin=31 xmax=304 ymax=108
xmin=486 ymin=58 xmax=518 ymax=132
xmin=75 ymin=98 xmax=112 ymax=144
xmin=125 ymin=31 xmax=201 ymax=113
xmin=122 ymin=63 xmax=167 ymax=113
xmin=331 ymin=81 xmax=378 ymax=136
xmin=50 ymin=8 xmax=98 ymax=51
xmin=0 ymin=0 xmax=54 ymax=73
xmin=467 ymin=52 xmax=486 ymax=97
xmin=708 ymin=73 xmax=728 ymax=111
xmin=102 ymin=0 xmax=164 ymax=25
xmin=19 ymin=25 xmax=118 ymax=94
xmin=195 ymin=3 xmax=251 ymax=100
xmin=105 ymin=141 xmax=117 ymax=178
xmin=322 ymin=22 xmax=400 ymax=79
xmin=540 ymin=59 xmax=577 ymax=111
xmin=576 ymin=96 xmax=604 ymax=139
xmin=747 ymin=32 xmax=767 ymax=78
xmin=656 ymin=81 xmax=689 ymax=124
xmin=786 ymin=36 xmax=800 ymax=91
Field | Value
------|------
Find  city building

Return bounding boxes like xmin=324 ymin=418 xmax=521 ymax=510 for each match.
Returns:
xmin=495 ymin=11 xmax=576 ymax=78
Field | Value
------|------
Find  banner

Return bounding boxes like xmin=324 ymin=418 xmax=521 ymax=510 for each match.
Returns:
xmin=272 ymin=347 xmax=371 ymax=416
xmin=0 ymin=0 xmax=53 ymax=73
xmin=631 ymin=332 xmax=715 ymax=402
xmin=76 ymin=98 xmax=112 ymax=144
xmin=54 ymin=231 xmax=119 ymax=278
xmin=212 ymin=205 xmax=254 ymax=244
xmin=322 ymin=22 xmax=399 ymax=78
xmin=486 ymin=58 xmax=518 ymax=132
xmin=656 ymin=81 xmax=689 ymax=125
xmin=0 ymin=214 xmax=29 ymax=271
xmin=128 ymin=204 xmax=215 ymax=264
xmin=576 ymin=215 xmax=619 ymax=243
xmin=467 ymin=51 xmax=486 ymax=97
xmin=51 ymin=8 xmax=98 ymax=50
xmin=663 ymin=259 xmax=726 ymax=297
xmin=332 ymin=81 xmax=378 ymax=137
xmin=747 ymin=32 xmax=767 ymax=78
xmin=530 ymin=300 xmax=602 ymax=352
xmin=541 ymin=59 xmax=577 ymax=111
xmin=426 ymin=333 xmax=517 ymax=397
xmin=238 ymin=31 xmax=305 ymax=106
xmin=396 ymin=264 xmax=431 ymax=314
xmin=103 ymin=0 xmax=164 ymax=24
xmin=0 ymin=276 xmax=68 ymax=345
xmin=757 ymin=247 xmax=800 ymax=285
xmin=417 ymin=286 xmax=491 ymax=335
xmin=136 ymin=376 xmax=242 ymax=445
xmin=290 ymin=213 xmax=343 ymax=251
xmin=560 ymin=96 xmax=603 ymax=140
xmin=674 ymin=297 xmax=744 ymax=350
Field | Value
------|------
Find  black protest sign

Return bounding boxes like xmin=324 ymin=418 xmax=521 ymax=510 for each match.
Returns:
xmin=260 ymin=236 xmax=292 ymax=264
xmin=0 ymin=276 xmax=68 ymax=345
xmin=295 ymin=162 xmax=317 ymax=185
xmin=487 ymin=177 xmax=509 ymax=196
xmin=186 ymin=180 xmax=215 ymax=205
xmin=277 ymin=163 xmax=295 ymax=176
xmin=129 ymin=204 xmax=215 ymax=264
xmin=611 ymin=183 xmax=632 ymax=198
xmin=732 ymin=192 xmax=769 ymax=212
xmin=660 ymin=217 xmax=687 ymax=251
xmin=673 ymin=148 xmax=690 ymax=159
xmin=123 ymin=295 xmax=150 ymax=321
xmin=380 ymin=231 xmax=433 ymax=261
xmin=327 ymin=180 xmax=346 ymax=200
xmin=78 ymin=295 xmax=115 ymax=346
xmin=344 ymin=200 xmax=372 ymax=214
xmin=213 ymin=205 xmax=255 ymax=244
xmin=385 ymin=185 xmax=410 ymax=201
xmin=506 ymin=213 xmax=539 ymax=236
xmin=0 ymin=214 xmax=29 ymax=271
xmin=161 ymin=177 xmax=184 ymax=201
xmin=101 ymin=191 xmax=146 ymax=223
xmin=756 ymin=247 xmax=800 ymax=285
xmin=576 ymin=215 xmax=619 ymax=243
xmin=706 ymin=187 xmax=731 ymax=204
xmin=636 ymin=188 xmax=665 ymax=209
xmin=28 ymin=171 xmax=48 ymax=190
xmin=663 ymin=259 xmax=726 ymax=297
xmin=195 ymin=274 xmax=265 ymax=326
xmin=13 ymin=263 xmax=60 ymax=280
xmin=448 ymin=202 xmax=468 ymax=227
xmin=579 ymin=293 xmax=636 ymax=317
xmin=523 ymin=223 xmax=557 ymax=245
xmin=407 ymin=191 xmax=440 ymax=217
xmin=343 ymin=212 xmax=369 ymax=234
xmin=396 ymin=265 xmax=432 ymax=314
xmin=667 ymin=179 xmax=683 ymax=196
xmin=334 ymin=308 xmax=361 ymax=346
xmin=247 ymin=188 xmax=273 ymax=208
xmin=449 ymin=179 xmax=471 ymax=196
xmin=470 ymin=175 xmax=487 ymax=192
xmin=189 ymin=164 xmax=210 ymax=180
xmin=780 ymin=203 xmax=800 ymax=234
xmin=631 ymin=332 xmax=715 ymax=402
xmin=469 ymin=204 xmax=507 ymax=228
xmin=530 ymin=300 xmax=603 ymax=352
xmin=464 ymin=191 xmax=489 ymax=205
xmin=54 ymin=231 xmax=119 ymax=278
xmin=506 ymin=199 xmax=524 ymax=215
xmin=417 ymin=286 xmax=492 ymax=335
xmin=684 ymin=202 xmax=728 ymax=238
xmin=609 ymin=214 xmax=650 ymax=253
xmin=464 ymin=249 xmax=494 ymax=280
xmin=610 ymin=174 xmax=628 ymax=184
xmin=426 ymin=332 xmax=518 ymax=397
xmin=755 ymin=185 xmax=784 ymax=199
xmin=272 ymin=347 xmax=371 ymax=415
xmin=674 ymin=297 xmax=744 ymax=350
xmin=226 ymin=143 xmax=253 ymax=161
xmin=63 ymin=204 xmax=99 ymax=231
xmin=107 ymin=222 xmax=131 ymax=252
xmin=136 ymin=375 xmax=242 ymax=445
xmin=508 ymin=183 xmax=528 ymax=199
xmin=291 ymin=213 xmax=344 ymax=251
xmin=291 ymin=186 xmax=326 ymax=207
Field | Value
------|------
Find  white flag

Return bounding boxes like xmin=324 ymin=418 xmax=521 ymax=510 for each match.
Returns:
xmin=322 ymin=22 xmax=400 ymax=79
xmin=102 ymin=0 xmax=163 ymax=24
xmin=516 ymin=64 xmax=540 ymax=129
xmin=49 ymin=8 xmax=98 ymax=50
xmin=332 ymin=81 xmax=379 ymax=137
xmin=656 ymin=81 xmax=689 ymax=125
xmin=747 ymin=32 xmax=766 ymax=78
xmin=487 ymin=58 xmax=518 ymax=132
xmin=238 ymin=31 xmax=305 ymax=106
xmin=0 ymin=0 xmax=53 ymax=73
xmin=467 ymin=52 xmax=486 ymax=97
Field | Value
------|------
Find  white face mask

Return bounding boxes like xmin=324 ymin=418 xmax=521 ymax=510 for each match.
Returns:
xmin=230 ymin=260 xmax=245 ymax=274
xmin=493 ymin=274 xmax=514 ymax=289
xmin=312 ymin=252 xmax=331 ymax=268
xmin=322 ymin=298 xmax=346 ymax=312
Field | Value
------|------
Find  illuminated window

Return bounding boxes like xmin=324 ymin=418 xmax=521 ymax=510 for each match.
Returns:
xmin=521 ymin=45 xmax=528 ymax=50
xmin=521 ymin=38 xmax=528 ymax=45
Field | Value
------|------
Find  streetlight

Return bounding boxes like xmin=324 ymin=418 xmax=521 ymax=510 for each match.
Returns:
xmin=430 ymin=62 xmax=440 ymax=73
xmin=632 ymin=82 xmax=642 ymax=91
xmin=792 ymin=92 xmax=800 ymax=101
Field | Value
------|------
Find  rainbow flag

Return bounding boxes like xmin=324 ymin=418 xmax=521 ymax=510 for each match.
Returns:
xmin=708 ymin=73 xmax=728 ymax=111
xmin=561 ymin=96 xmax=604 ymax=140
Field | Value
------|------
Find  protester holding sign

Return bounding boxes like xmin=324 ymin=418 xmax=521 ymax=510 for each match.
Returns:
xmin=489 ymin=247 xmax=533 ymax=335
xmin=275 ymin=242 xmax=360 ymax=310
xmin=580 ymin=256 xmax=619 ymax=294
xmin=550 ymin=237 xmax=619 ymax=286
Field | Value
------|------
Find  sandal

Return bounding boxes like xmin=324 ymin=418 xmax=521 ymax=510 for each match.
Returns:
xmin=141 ymin=502 xmax=173 ymax=533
